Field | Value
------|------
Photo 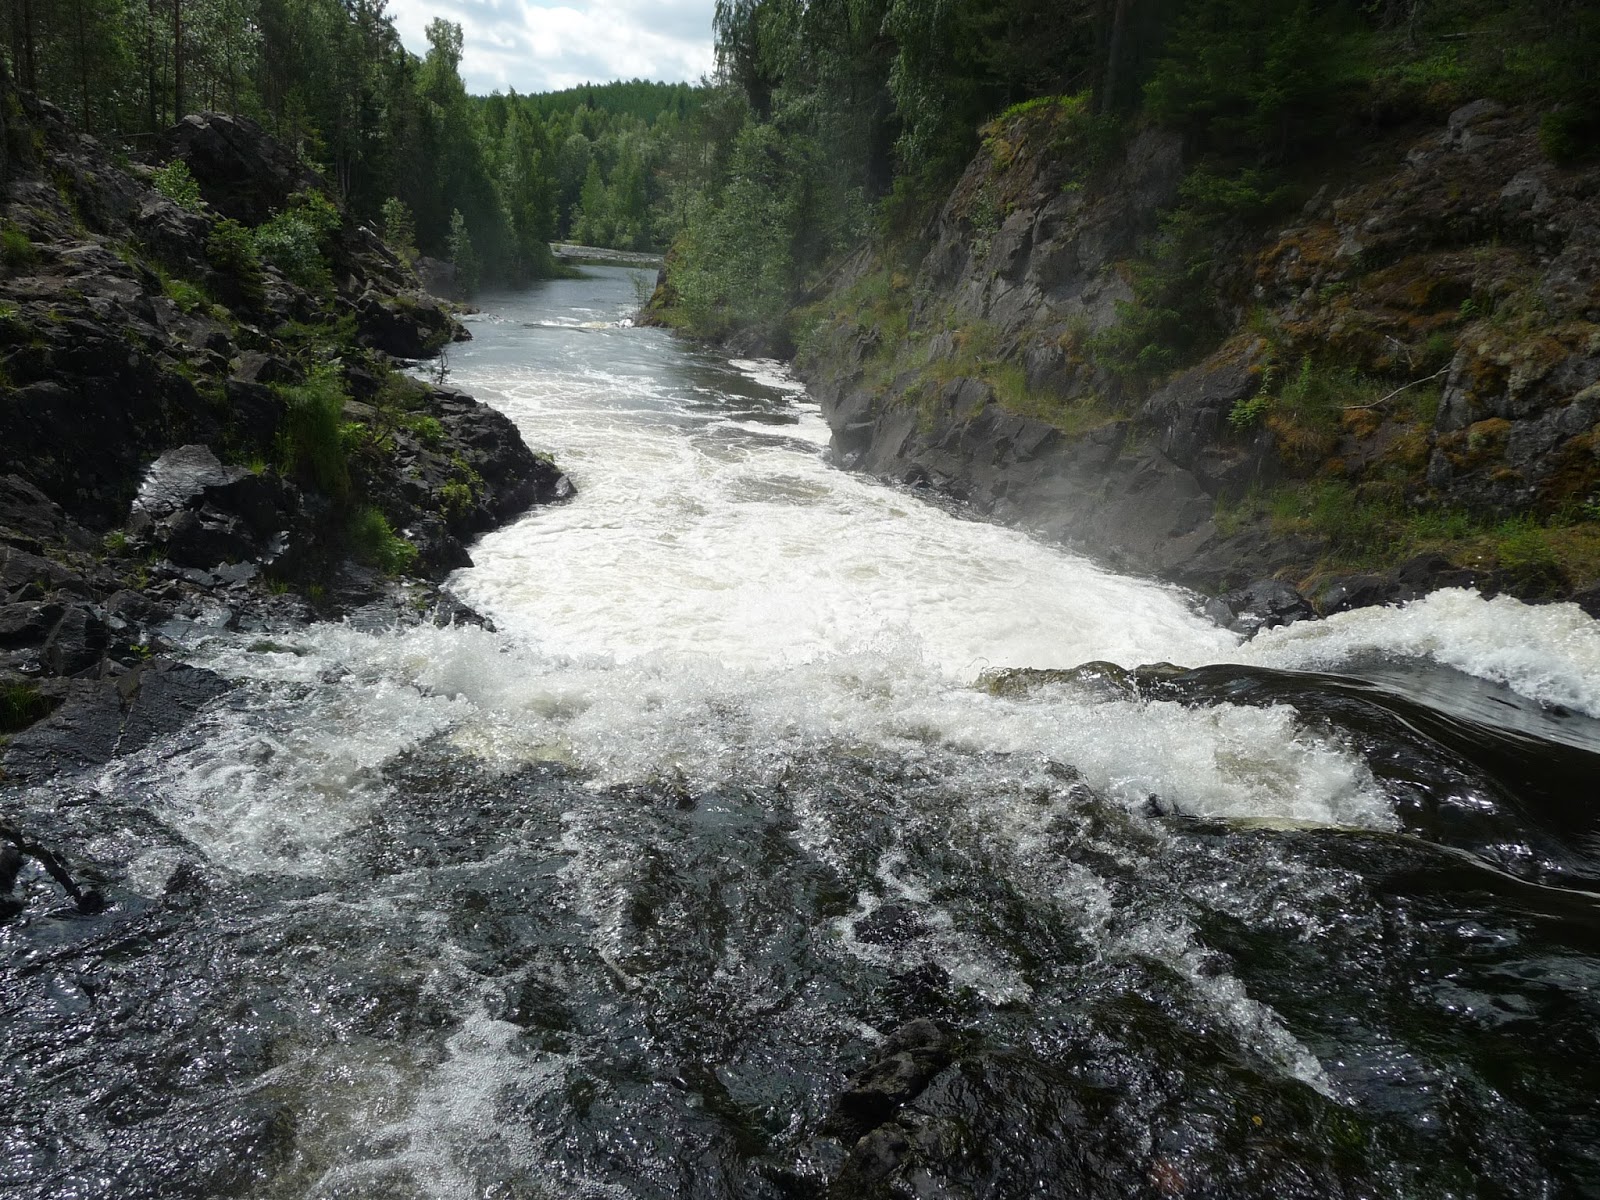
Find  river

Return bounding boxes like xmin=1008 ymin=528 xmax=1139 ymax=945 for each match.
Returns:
xmin=5 ymin=265 xmax=1600 ymax=1199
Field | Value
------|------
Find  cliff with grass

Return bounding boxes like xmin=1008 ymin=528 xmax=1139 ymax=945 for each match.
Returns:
xmin=788 ymin=94 xmax=1600 ymax=618
xmin=0 ymin=76 xmax=569 ymax=740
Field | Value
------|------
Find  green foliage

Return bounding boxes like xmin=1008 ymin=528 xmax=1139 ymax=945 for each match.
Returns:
xmin=158 ymin=270 xmax=209 ymax=314
xmin=380 ymin=197 xmax=418 ymax=263
xmin=274 ymin=364 xmax=349 ymax=495
xmin=206 ymin=218 xmax=266 ymax=307
xmin=1539 ymin=107 xmax=1598 ymax=166
xmin=447 ymin=209 xmax=481 ymax=297
xmin=0 ymin=221 xmax=37 ymax=270
xmin=1089 ymin=167 xmax=1288 ymax=389
xmin=438 ymin=479 xmax=473 ymax=516
xmin=255 ymin=189 xmax=340 ymax=293
xmin=401 ymin=413 xmax=445 ymax=447
xmin=153 ymin=159 xmax=204 ymax=211
xmin=1229 ymin=393 xmax=1272 ymax=431
xmin=347 ymin=506 xmax=418 ymax=574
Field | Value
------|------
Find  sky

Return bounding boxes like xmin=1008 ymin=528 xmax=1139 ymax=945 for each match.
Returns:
xmin=386 ymin=0 xmax=718 ymax=95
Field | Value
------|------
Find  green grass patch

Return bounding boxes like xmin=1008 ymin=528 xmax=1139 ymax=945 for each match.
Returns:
xmin=1 ymin=681 xmax=53 ymax=733
xmin=274 ymin=364 xmax=350 ymax=496
xmin=400 ymin=413 xmax=445 ymax=447
xmin=1 ymin=221 xmax=37 ymax=270
xmin=157 ymin=269 xmax=209 ymax=314
xmin=1218 ymin=479 xmax=1600 ymax=592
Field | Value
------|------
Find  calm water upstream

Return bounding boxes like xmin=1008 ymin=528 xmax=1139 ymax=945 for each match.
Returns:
xmin=6 ymin=266 xmax=1600 ymax=1199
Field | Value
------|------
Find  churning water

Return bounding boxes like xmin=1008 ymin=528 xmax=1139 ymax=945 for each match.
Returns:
xmin=6 ymin=267 xmax=1600 ymax=1199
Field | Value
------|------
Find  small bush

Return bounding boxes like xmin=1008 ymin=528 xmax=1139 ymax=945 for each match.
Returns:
xmin=207 ymin=218 xmax=265 ymax=307
xmin=438 ymin=479 xmax=473 ymax=516
xmin=1229 ymin=393 xmax=1272 ymax=431
xmin=348 ymin=506 xmax=418 ymax=575
xmin=275 ymin=365 xmax=349 ymax=495
xmin=153 ymin=159 xmax=203 ymax=211
xmin=158 ymin=271 xmax=208 ymax=313
xmin=1539 ymin=107 xmax=1597 ymax=166
xmin=381 ymin=197 xmax=418 ymax=264
xmin=402 ymin=413 xmax=445 ymax=447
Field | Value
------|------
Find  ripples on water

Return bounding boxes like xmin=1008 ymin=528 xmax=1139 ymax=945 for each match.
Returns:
xmin=4 ymin=268 xmax=1599 ymax=1199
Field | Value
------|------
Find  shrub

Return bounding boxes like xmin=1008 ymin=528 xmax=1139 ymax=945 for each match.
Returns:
xmin=255 ymin=190 xmax=341 ymax=294
xmin=438 ymin=479 xmax=473 ymax=517
xmin=1229 ymin=393 xmax=1272 ymax=431
xmin=153 ymin=159 xmax=203 ymax=211
xmin=275 ymin=365 xmax=349 ymax=495
xmin=348 ymin=506 xmax=418 ymax=574
xmin=402 ymin=413 xmax=445 ymax=447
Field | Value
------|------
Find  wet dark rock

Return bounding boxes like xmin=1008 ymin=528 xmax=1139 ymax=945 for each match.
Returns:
xmin=1572 ymin=582 xmax=1600 ymax=620
xmin=1205 ymin=579 xmax=1314 ymax=636
xmin=0 ymin=661 xmax=232 ymax=783
xmin=1393 ymin=551 xmax=1484 ymax=598
xmin=1313 ymin=573 xmax=1398 ymax=615
xmin=853 ymin=903 xmax=931 ymax=946
xmin=827 ymin=1019 xmax=954 ymax=1140
xmin=129 ymin=445 xmax=301 ymax=570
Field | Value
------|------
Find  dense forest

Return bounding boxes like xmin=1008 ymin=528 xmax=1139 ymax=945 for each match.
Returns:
xmin=0 ymin=0 xmax=698 ymax=288
xmin=655 ymin=0 xmax=1600 ymax=344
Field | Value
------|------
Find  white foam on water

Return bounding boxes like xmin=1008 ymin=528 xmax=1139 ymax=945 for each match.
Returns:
xmin=1237 ymin=587 xmax=1600 ymax=717
xmin=728 ymin=357 xmax=810 ymax=394
xmin=105 ymin=661 xmax=463 ymax=875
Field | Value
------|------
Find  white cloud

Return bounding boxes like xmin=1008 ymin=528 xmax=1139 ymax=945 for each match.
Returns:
xmin=385 ymin=0 xmax=716 ymax=94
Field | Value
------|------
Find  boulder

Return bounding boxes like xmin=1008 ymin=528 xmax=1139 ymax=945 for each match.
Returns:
xmin=129 ymin=445 xmax=300 ymax=569
xmin=1205 ymin=578 xmax=1314 ymax=636
xmin=1312 ymin=573 xmax=1397 ymax=615
xmin=826 ymin=1019 xmax=953 ymax=1140
xmin=353 ymin=289 xmax=460 ymax=359
xmin=158 ymin=113 xmax=323 ymax=226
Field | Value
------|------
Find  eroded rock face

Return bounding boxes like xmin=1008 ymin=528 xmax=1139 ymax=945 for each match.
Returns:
xmin=799 ymin=99 xmax=1600 ymax=609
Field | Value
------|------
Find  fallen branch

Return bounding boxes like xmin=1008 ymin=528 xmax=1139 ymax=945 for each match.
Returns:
xmin=1343 ymin=366 xmax=1450 ymax=411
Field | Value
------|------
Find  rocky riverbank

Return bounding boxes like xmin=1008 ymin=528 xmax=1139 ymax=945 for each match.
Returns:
xmin=0 ymin=88 xmax=571 ymax=758
xmin=663 ymin=97 xmax=1600 ymax=630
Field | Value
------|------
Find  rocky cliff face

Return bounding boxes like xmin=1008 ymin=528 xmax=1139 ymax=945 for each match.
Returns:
xmin=795 ymin=99 xmax=1600 ymax=621
xmin=0 ymin=87 xmax=569 ymax=741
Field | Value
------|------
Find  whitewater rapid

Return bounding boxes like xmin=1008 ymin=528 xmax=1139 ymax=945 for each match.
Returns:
xmin=126 ymin=269 xmax=1600 ymax=881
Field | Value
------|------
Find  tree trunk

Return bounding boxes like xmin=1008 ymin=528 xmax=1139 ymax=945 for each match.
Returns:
xmin=19 ymin=0 xmax=36 ymax=92
xmin=75 ymin=0 xmax=91 ymax=132
xmin=172 ymin=0 xmax=184 ymax=119
xmin=147 ymin=0 xmax=158 ymax=130
xmin=1100 ymin=0 xmax=1133 ymax=114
